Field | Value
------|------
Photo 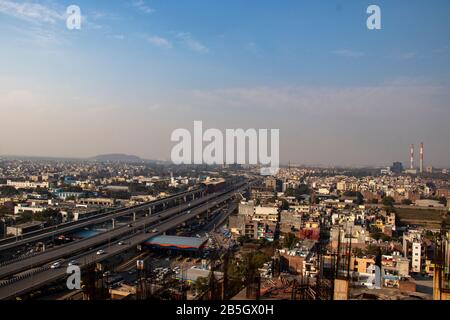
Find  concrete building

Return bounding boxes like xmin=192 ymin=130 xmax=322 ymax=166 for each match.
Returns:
xmin=403 ymin=230 xmax=427 ymax=273
xmin=6 ymin=221 xmax=45 ymax=236
xmin=6 ymin=180 xmax=49 ymax=189
xmin=14 ymin=203 xmax=46 ymax=215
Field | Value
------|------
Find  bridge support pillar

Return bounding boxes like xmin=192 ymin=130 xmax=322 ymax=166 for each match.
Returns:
xmin=112 ymin=218 xmax=115 ymax=229
xmin=133 ymin=212 xmax=136 ymax=222
xmin=149 ymin=207 xmax=153 ymax=215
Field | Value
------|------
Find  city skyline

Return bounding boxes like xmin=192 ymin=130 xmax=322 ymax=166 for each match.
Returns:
xmin=1 ymin=0 xmax=450 ymax=167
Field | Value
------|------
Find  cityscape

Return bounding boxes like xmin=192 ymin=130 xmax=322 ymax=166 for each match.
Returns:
xmin=0 ymin=153 xmax=449 ymax=301
xmin=0 ymin=0 xmax=450 ymax=311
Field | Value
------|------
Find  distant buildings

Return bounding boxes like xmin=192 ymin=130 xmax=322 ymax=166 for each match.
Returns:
xmin=392 ymin=162 xmax=404 ymax=174
xmin=6 ymin=180 xmax=49 ymax=189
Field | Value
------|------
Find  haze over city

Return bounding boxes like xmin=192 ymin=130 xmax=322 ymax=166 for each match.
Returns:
xmin=1 ymin=0 xmax=450 ymax=167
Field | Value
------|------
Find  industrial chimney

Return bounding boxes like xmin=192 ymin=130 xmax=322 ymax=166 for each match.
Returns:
xmin=420 ymin=142 xmax=424 ymax=173
xmin=410 ymin=144 xmax=414 ymax=170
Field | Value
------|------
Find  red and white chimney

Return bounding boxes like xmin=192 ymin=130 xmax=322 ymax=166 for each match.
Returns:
xmin=420 ymin=142 xmax=424 ymax=173
xmin=410 ymin=144 xmax=414 ymax=170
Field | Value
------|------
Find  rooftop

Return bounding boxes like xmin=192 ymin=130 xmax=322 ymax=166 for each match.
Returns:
xmin=144 ymin=235 xmax=207 ymax=250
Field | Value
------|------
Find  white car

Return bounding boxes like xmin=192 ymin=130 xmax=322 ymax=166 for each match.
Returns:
xmin=68 ymin=260 xmax=78 ymax=266
xmin=96 ymin=249 xmax=106 ymax=255
xmin=50 ymin=261 xmax=61 ymax=269
xmin=118 ymin=241 xmax=125 ymax=246
xmin=152 ymin=228 xmax=158 ymax=233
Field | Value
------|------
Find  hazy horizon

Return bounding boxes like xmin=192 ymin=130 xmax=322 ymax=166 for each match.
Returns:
xmin=1 ymin=1 xmax=450 ymax=167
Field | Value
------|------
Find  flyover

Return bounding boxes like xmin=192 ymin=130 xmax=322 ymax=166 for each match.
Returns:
xmin=0 ymin=187 xmax=205 ymax=255
xmin=0 ymin=181 xmax=249 ymax=299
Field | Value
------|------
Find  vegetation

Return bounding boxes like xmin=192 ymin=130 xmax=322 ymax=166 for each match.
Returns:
xmin=0 ymin=186 xmax=19 ymax=197
xmin=285 ymin=184 xmax=310 ymax=200
xmin=401 ymin=199 xmax=413 ymax=205
xmin=33 ymin=209 xmax=62 ymax=225
xmin=282 ymin=232 xmax=298 ymax=249
xmin=382 ymin=196 xmax=395 ymax=207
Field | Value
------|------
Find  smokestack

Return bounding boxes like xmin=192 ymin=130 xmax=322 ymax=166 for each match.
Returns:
xmin=410 ymin=144 xmax=414 ymax=170
xmin=420 ymin=142 xmax=424 ymax=173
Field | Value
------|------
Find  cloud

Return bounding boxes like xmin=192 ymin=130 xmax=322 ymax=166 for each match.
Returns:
xmin=332 ymin=49 xmax=365 ymax=58
xmin=132 ymin=0 xmax=154 ymax=14
xmin=0 ymin=0 xmax=64 ymax=24
xmin=175 ymin=32 xmax=209 ymax=53
xmin=144 ymin=34 xmax=172 ymax=49
xmin=175 ymin=83 xmax=450 ymax=117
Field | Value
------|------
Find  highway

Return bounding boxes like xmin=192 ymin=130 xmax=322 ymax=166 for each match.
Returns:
xmin=0 ymin=187 xmax=233 ymax=280
xmin=0 ymin=181 xmax=249 ymax=299
xmin=0 ymin=187 xmax=204 ymax=253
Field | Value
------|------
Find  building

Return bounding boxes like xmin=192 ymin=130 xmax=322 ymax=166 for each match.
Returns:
xmin=6 ymin=180 xmax=49 ymax=189
xmin=14 ymin=203 xmax=46 ymax=215
xmin=403 ymin=230 xmax=427 ymax=273
xmin=392 ymin=162 xmax=404 ymax=174
xmin=78 ymin=198 xmax=116 ymax=206
xmin=279 ymin=210 xmax=302 ymax=234
xmin=6 ymin=221 xmax=45 ymax=236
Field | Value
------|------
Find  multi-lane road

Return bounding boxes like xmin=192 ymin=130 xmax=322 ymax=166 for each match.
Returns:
xmin=0 ymin=180 xmax=250 ymax=299
xmin=0 ymin=188 xmax=204 ymax=254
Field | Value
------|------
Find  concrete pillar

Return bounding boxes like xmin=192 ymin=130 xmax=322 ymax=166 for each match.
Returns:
xmin=112 ymin=219 xmax=115 ymax=229
xmin=149 ymin=207 xmax=152 ymax=215
xmin=333 ymin=279 xmax=349 ymax=300
xmin=133 ymin=212 xmax=136 ymax=222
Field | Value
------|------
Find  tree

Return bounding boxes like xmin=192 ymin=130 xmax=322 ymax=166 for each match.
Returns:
xmin=382 ymin=196 xmax=395 ymax=207
xmin=192 ymin=277 xmax=209 ymax=296
xmin=370 ymin=226 xmax=383 ymax=241
xmin=237 ymin=235 xmax=250 ymax=246
xmin=283 ymin=233 xmax=298 ymax=249
xmin=34 ymin=208 xmax=62 ymax=225
xmin=0 ymin=186 xmax=19 ymax=197
xmin=280 ymin=199 xmax=289 ymax=211
xmin=402 ymin=199 xmax=413 ymax=205
xmin=356 ymin=192 xmax=364 ymax=205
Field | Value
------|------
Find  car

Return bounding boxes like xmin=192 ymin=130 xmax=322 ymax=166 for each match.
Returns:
xmin=50 ymin=261 xmax=61 ymax=269
xmin=103 ymin=271 xmax=111 ymax=277
xmin=151 ymin=228 xmax=158 ymax=233
xmin=68 ymin=260 xmax=78 ymax=266
xmin=96 ymin=249 xmax=106 ymax=255
xmin=128 ymin=224 xmax=133 ymax=228
xmin=118 ymin=241 xmax=125 ymax=246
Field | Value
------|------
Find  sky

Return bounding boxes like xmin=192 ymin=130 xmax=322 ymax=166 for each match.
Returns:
xmin=0 ymin=0 xmax=450 ymax=167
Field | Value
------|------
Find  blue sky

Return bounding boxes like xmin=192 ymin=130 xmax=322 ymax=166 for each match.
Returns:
xmin=1 ymin=0 xmax=450 ymax=167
